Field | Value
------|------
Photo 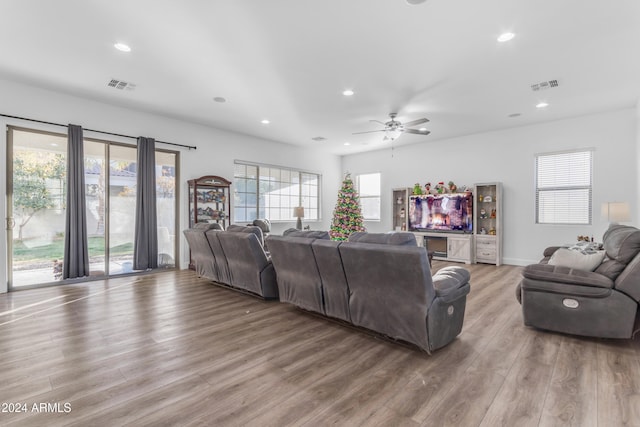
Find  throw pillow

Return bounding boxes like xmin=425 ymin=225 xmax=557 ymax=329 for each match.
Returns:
xmin=548 ymin=248 xmax=606 ymax=271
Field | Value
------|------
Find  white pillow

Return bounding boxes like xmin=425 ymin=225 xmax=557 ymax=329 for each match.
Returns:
xmin=548 ymin=248 xmax=605 ymax=271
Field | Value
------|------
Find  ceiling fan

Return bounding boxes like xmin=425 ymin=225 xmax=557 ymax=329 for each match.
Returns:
xmin=353 ymin=113 xmax=430 ymax=141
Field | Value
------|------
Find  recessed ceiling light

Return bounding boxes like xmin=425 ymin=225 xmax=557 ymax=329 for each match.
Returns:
xmin=50 ymin=143 xmax=58 ymax=147
xmin=213 ymin=97 xmax=226 ymax=103
xmin=114 ymin=43 xmax=131 ymax=52
xmin=508 ymin=113 xmax=522 ymax=118
xmin=406 ymin=0 xmax=427 ymax=4
xmin=536 ymin=102 xmax=549 ymax=109
xmin=342 ymin=89 xmax=355 ymax=96
xmin=261 ymin=119 xmax=270 ymax=124
xmin=344 ymin=142 xmax=351 ymax=146
xmin=497 ymin=32 xmax=515 ymax=43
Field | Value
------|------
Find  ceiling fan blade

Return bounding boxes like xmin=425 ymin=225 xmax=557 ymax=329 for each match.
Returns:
xmin=352 ymin=129 xmax=386 ymax=135
xmin=369 ymin=120 xmax=387 ymax=126
xmin=402 ymin=118 xmax=429 ymax=127
xmin=404 ymin=128 xmax=431 ymax=135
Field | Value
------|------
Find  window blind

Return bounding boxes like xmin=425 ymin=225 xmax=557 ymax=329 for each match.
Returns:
xmin=357 ymin=172 xmax=381 ymax=221
xmin=536 ymin=150 xmax=592 ymax=224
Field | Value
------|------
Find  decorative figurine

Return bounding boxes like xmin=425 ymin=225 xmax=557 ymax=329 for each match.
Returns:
xmin=490 ymin=208 xmax=496 ymax=219
xmin=400 ymin=208 xmax=405 ymax=218
xmin=424 ymin=182 xmax=431 ymax=193
xmin=396 ymin=196 xmax=403 ymax=205
xmin=448 ymin=181 xmax=457 ymax=193
xmin=413 ymin=183 xmax=423 ymax=195
xmin=480 ymin=208 xmax=487 ymax=218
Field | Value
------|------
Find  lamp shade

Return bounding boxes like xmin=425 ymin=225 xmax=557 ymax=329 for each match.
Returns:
xmin=293 ymin=206 xmax=305 ymax=218
xmin=601 ymin=202 xmax=631 ymax=223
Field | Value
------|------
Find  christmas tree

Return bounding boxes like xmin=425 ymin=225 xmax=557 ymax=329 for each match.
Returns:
xmin=330 ymin=173 xmax=366 ymax=240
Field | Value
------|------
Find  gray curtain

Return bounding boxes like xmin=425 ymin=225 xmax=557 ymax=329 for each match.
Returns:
xmin=63 ymin=124 xmax=90 ymax=279
xmin=133 ymin=137 xmax=158 ymax=270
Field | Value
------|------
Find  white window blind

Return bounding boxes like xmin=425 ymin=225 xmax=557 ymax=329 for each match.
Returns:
xmin=536 ymin=150 xmax=592 ymax=224
xmin=357 ymin=172 xmax=381 ymax=221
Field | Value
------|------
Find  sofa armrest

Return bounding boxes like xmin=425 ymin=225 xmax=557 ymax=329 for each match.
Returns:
xmin=522 ymin=264 xmax=613 ymax=289
xmin=432 ymin=266 xmax=471 ymax=303
xmin=543 ymin=246 xmax=562 ymax=258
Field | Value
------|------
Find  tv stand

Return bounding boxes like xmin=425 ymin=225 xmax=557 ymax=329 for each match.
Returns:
xmin=413 ymin=232 xmax=473 ymax=264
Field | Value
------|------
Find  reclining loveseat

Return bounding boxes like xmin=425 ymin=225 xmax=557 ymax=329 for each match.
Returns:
xmin=516 ymin=224 xmax=640 ymax=338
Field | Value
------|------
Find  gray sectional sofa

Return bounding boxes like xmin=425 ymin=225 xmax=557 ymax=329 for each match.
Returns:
xmin=183 ymin=223 xmax=278 ymax=299
xmin=267 ymin=231 xmax=471 ymax=353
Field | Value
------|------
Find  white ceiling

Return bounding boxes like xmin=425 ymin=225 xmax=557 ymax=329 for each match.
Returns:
xmin=1 ymin=0 xmax=639 ymax=155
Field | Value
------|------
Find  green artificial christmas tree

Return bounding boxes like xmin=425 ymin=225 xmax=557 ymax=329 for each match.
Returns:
xmin=330 ymin=173 xmax=366 ymax=240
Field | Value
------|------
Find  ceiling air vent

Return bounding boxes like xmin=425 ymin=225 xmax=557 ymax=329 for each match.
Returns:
xmin=107 ymin=78 xmax=136 ymax=91
xmin=530 ymin=79 xmax=559 ymax=92
xmin=311 ymin=136 xmax=327 ymax=142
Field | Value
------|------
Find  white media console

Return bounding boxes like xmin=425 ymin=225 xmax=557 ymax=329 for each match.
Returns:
xmin=413 ymin=232 xmax=474 ymax=264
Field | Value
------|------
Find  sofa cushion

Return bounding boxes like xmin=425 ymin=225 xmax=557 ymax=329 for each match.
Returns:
xmin=282 ymin=228 xmax=330 ymax=239
xmin=602 ymin=224 xmax=640 ymax=264
xmin=548 ymin=248 xmax=605 ymax=272
xmin=217 ymin=231 xmax=277 ymax=298
xmin=311 ymin=239 xmax=351 ymax=322
xmin=204 ymin=229 xmax=231 ymax=285
xmin=523 ymin=263 xmax=614 ymax=289
xmin=183 ymin=227 xmax=218 ymax=281
xmin=267 ymin=235 xmax=324 ymax=313
xmin=227 ymin=224 xmax=264 ymax=246
xmin=252 ymin=218 xmax=271 ymax=233
xmin=347 ymin=231 xmax=417 ymax=246
xmin=194 ymin=222 xmax=223 ymax=230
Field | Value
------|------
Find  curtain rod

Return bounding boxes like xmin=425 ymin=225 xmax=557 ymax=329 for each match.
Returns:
xmin=1 ymin=113 xmax=197 ymax=150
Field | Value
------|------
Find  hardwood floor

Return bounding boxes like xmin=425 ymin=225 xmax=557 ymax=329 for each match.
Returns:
xmin=1 ymin=262 xmax=639 ymax=426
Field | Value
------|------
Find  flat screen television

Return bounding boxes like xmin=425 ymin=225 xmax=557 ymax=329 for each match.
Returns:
xmin=408 ymin=193 xmax=473 ymax=233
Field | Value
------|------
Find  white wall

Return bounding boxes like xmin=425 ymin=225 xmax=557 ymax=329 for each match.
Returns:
xmin=0 ymin=78 xmax=342 ymax=292
xmin=637 ymin=99 xmax=640 ymax=225
xmin=343 ymin=108 xmax=638 ymax=265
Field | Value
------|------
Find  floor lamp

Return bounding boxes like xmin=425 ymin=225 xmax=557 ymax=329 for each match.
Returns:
xmin=294 ymin=207 xmax=304 ymax=230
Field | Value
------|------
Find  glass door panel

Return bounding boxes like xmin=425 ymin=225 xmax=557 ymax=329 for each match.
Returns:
xmin=84 ymin=141 xmax=107 ymax=276
xmin=108 ymin=145 xmax=137 ymax=274
xmin=9 ymin=128 xmax=67 ymax=288
xmin=156 ymin=151 xmax=176 ymax=268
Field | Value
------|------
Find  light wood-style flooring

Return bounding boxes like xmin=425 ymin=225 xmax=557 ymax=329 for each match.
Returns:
xmin=1 ymin=262 xmax=639 ymax=426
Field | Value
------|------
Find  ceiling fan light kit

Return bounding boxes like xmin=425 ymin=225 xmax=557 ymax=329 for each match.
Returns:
xmin=353 ymin=112 xmax=431 ymax=142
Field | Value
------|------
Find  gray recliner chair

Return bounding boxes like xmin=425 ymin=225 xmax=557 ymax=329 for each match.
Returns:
xmin=516 ymin=224 xmax=640 ymax=338
xmin=183 ymin=222 xmax=223 ymax=280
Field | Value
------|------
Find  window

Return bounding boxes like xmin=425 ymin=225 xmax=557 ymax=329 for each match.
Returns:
xmin=234 ymin=161 xmax=320 ymax=222
xmin=357 ymin=172 xmax=381 ymax=221
xmin=536 ymin=150 xmax=592 ymax=225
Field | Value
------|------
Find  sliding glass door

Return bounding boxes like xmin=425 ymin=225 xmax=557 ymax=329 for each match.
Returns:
xmin=156 ymin=151 xmax=177 ymax=268
xmin=108 ymin=145 xmax=137 ymax=274
xmin=7 ymin=126 xmax=179 ymax=290
xmin=8 ymin=128 xmax=67 ymax=287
